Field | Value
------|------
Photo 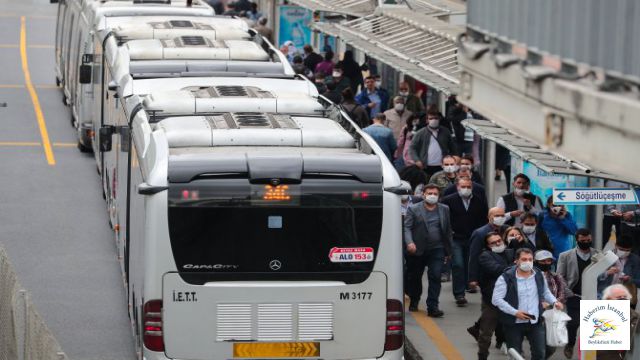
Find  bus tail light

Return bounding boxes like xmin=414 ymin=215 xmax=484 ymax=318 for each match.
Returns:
xmin=143 ymin=300 xmax=164 ymax=352
xmin=384 ymin=299 xmax=404 ymax=351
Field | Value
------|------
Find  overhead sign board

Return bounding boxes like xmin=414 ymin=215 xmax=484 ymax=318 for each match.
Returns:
xmin=553 ymin=188 xmax=639 ymax=205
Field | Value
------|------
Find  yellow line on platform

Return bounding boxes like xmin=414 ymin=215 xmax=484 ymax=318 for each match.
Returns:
xmin=410 ymin=311 xmax=465 ymax=360
xmin=20 ymin=16 xmax=55 ymax=165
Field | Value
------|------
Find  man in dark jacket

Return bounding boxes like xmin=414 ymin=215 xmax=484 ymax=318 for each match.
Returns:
xmin=409 ymin=108 xmax=457 ymax=179
xmin=441 ymin=176 xmax=488 ymax=307
xmin=492 ymin=248 xmax=563 ymax=360
xmin=404 ymin=183 xmax=453 ymax=317
xmin=496 ymin=173 xmax=544 ymax=226
xmin=508 ymin=212 xmax=554 ymax=253
xmin=356 ymin=76 xmax=390 ymax=119
xmin=477 ymin=232 xmax=514 ymax=360
xmin=302 ymin=45 xmax=322 ymax=75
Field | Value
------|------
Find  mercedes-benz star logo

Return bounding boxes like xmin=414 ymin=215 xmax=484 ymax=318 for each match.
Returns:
xmin=269 ymin=260 xmax=282 ymax=271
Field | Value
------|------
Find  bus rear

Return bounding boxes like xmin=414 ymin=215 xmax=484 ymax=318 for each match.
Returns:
xmin=145 ymin=151 xmax=403 ymax=360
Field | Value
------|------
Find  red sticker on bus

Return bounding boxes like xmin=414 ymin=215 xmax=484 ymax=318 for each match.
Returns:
xmin=328 ymin=247 xmax=374 ymax=263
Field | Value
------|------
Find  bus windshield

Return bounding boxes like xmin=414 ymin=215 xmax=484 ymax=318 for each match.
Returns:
xmin=167 ymin=178 xmax=383 ymax=283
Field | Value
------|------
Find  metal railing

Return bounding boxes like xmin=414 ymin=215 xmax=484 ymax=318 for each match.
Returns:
xmin=0 ymin=246 xmax=67 ymax=360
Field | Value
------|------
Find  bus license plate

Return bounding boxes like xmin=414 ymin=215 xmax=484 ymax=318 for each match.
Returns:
xmin=233 ymin=342 xmax=320 ymax=358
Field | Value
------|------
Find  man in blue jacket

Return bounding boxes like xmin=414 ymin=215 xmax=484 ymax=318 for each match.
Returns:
xmin=362 ymin=113 xmax=396 ymax=162
xmin=356 ymin=76 xmax=389 ymax=119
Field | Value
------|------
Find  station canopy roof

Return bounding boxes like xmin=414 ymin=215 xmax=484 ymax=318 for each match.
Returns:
xmin=463 ymin=119 xmax=628 ymax=183
xmin=287 ymin=0 xmax=376 ymax=16
xmin=312 ymin=9 xmax=463 ymax=94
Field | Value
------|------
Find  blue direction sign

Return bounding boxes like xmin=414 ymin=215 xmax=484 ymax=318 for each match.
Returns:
xmin=553 ymin=188 xmax=639 ymax=205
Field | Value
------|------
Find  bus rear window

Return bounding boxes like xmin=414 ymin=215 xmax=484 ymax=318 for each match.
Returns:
xmin=167 ymin=179 xmax=383 ymax=283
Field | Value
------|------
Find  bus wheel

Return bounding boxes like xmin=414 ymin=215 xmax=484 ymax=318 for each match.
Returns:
xmin=77 ymin=141 xmax=91 ymax=153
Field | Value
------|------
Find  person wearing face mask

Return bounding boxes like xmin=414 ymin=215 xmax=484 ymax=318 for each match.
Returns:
xmin=598 ymin=235 xmax=640 ymax=308
xmin=383 ymin=96 xmax=413 ymax=141
xmin=540 ymin=196 xmax=578 ymax=258
xmin=403 ymin=184 xmax=453 ymax=317
xmin=508 ymin=213 xmax=554 ymax=253
xmin=356 ymin=76 xmax=390 ymax=119
xmin=395 ymin=114 xmax=423 ymax=169
xmin=314 ymin=72 xmax=328 ymax=94
xmin=496 ymin=173 xmax=544 ymax=226
xmin=556 ymin=228 xmax=599 ymax=358
xmin=428 ymin=155 xmax=459 ymax=193
xmin=466 ymin=207 xmax=509 ymax=340
xmin=476 ymin=233 xmax=514 ymax=360
xmin=327 ymin=63 xmax=351 ymax=94
xmin=443 ymin=168 xmax=487 ymax=198
xmin=390 ymin=81 xmax=425 ymax=114
xmin=409 ymin=108 xmax=458 ymax=180
xmin=460 ymin=154 xmax=484 ymax=185
xmin=598 ymin=284 xmax=640 ymax=360
xmin=441 ymin=176 xmax=489 ymax=306
xmin=492 ymin=248 xmax=564 ymax=360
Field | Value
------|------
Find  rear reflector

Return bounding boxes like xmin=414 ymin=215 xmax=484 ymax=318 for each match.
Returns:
xmin=384 ymin=299 xmax=403 ymax=351
xmin=143 ymin=300 xmax=164 ymax=352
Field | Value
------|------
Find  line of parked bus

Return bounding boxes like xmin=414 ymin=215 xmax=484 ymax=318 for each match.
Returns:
xmin=52 ymin=1 xmax=406 ymax=359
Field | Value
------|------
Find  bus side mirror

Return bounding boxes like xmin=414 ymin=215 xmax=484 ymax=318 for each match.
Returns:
xmin=79 ymin=64 xmax=91 ymax=84
xmin=99 ymin=126 xmax=114 ymax=152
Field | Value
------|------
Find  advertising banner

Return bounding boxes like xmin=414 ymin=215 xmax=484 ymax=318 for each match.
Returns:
xmin=278 ymin=5 xmax=312 ymax=53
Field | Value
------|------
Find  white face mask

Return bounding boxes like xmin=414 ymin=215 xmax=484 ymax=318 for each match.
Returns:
xmin=492 ymin=244 xmax=506 ymax=253
xmin=514 ymin=188 xmax=528 ymax=197
xmin=617 ymin=249 xmax=630 ymax=259
xmin=399 ymin=90 xmax=409 ymax=96
xmin=428 ymin=119 xmax=440 ymax=129
xmin=375 ymin=80 xmax=382 ymax=88
xmin=443 ymin=165 xmax=458 ymax=173
xmin=458 ymin=188 xmax=472 ymax=198
xmin=424 ymin=194 xmax=438 ymax=205
xmin=460 ymin=164 xmax=472 ymax=171
xmin=332 ymin=71 xmax=342 ymax=78
xmin=522 ymin=225 xmax=536 ymax=235
xmin=394 ymin=103 xmax=405 ymax=112
xmin=492 ymin=216 xmax=506 ymax=226
xmin=519 ymin=261 xmax=534 ymax=272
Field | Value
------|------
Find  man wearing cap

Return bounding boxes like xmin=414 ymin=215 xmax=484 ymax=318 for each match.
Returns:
xmin=534 ymin=250 xmax=568 ymax=359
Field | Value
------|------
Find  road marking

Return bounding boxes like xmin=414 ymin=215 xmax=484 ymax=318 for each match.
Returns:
xmin=0 ymin=141 xmax=76 ymax=148
xmin=0 ymin=44 xmax=54 ymax=49
xmin=409 ymin=310 xmax=465 ymax=360
xmin=0 ymin=84 xmax=60 ymax=89
xmin=20 ymin=16 xmax=55 ymax=165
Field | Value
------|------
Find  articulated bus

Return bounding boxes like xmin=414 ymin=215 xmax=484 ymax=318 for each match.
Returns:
xmin=120 ymin=94 xmax=406 ymax=359
xmin=53 ymin=0 xmax=214 ymax=105
xmin=100 ymin=76 xmax=323 ymax=270
xmin=91 ymin=27 xmax=290 ymax=154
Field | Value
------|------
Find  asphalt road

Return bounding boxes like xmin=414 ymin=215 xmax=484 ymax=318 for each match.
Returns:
xmin=0 ymin=0 xmax=136 ymax=359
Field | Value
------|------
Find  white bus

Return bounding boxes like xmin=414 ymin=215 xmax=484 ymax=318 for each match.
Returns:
xmin=99 ymin=76 xmax=323 ymax=269
xmin=121 ymin=97 xmax=406 ymax=359
xmin=88 ymin=27 xmax=289 ymax=153
xmin=53 ymin=0 xmax=215 ymax=104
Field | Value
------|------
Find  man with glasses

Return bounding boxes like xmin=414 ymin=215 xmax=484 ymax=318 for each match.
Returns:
xmin=476 ymin=232 xmax=514 ymax=360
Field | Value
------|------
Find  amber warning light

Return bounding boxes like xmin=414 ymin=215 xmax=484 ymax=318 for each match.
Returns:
xmin=263 ymin=185 xmax=291 ymax=201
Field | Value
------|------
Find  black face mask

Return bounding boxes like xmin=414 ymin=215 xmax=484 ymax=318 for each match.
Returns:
xmin=536 ymin=263 xmax=552 ymax=272
xmin=577 ymin=241 xmax=592 ymax=250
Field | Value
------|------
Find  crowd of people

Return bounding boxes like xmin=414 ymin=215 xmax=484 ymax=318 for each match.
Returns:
xmin=402 ymin=170 xmax=640 ymax=359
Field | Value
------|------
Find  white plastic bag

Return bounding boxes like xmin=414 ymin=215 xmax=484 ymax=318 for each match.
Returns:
xmin=542 ymin=309 xmax=572 ymax=347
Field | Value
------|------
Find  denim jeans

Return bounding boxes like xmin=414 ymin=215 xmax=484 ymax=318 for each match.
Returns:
xmin=503 ymin=321 xmax=546 ymax=360
xmin=451 ymin=239 xmax=470 ymax=298
xmin=405 ymin=247 xmax=445 ymax=311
